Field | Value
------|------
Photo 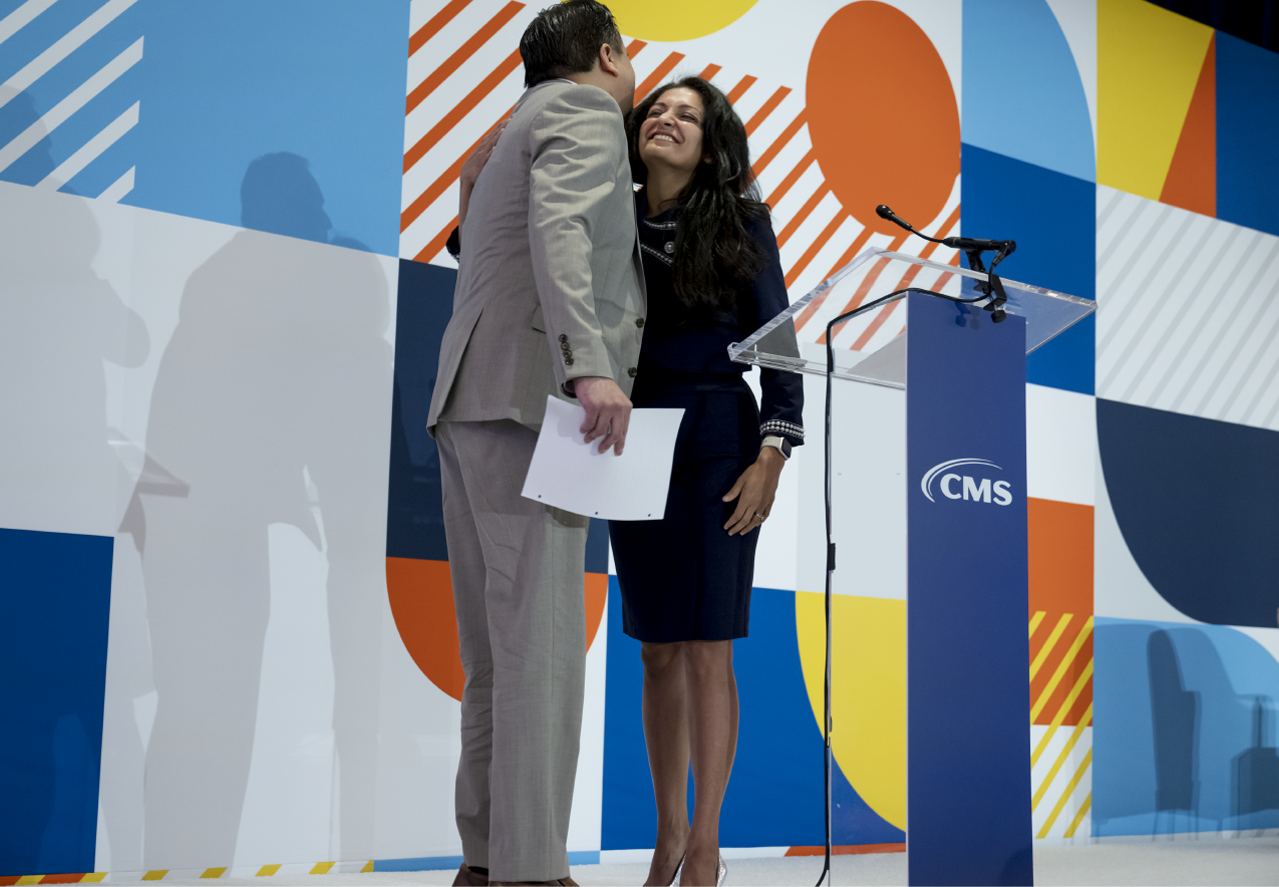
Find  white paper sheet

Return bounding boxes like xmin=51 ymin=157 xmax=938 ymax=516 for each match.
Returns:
xmin=521 ymin=395 xmax=684 ymax=521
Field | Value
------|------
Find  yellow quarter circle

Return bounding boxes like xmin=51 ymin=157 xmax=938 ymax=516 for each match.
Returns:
xmin=602 ymin=0 xmax=760 ymax=42
xmin=795 ymin=591 xmax=906 ymax=830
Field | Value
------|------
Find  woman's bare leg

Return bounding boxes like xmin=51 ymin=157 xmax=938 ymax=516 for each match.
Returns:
xmin=641 ymin=641 xmax=691 ymax=886
xmin=681 ymin=640 xmax=737 ymax=886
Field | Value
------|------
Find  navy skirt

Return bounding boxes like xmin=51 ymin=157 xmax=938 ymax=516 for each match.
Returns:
xmin=609 ymin=368 xmax=760 ymax=643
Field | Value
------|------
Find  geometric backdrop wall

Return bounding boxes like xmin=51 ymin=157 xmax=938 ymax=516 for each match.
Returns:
xmin=1 ymin=0 xmax=1277 ymax=879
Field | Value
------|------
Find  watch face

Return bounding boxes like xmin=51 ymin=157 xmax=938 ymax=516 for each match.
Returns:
xmin=780 ymin=439 xmax=793 ymax=459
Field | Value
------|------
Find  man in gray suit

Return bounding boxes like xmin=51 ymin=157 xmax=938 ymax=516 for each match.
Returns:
xmin=427 ymin=3 xmax=644 ymax=885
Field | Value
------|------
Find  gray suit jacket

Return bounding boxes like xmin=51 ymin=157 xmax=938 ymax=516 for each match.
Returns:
xmin=428 ymin=80 xmax=646 ymax=431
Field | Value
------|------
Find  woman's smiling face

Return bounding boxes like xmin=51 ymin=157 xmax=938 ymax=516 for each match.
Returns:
xmin=638 ymin=87 xmax=707 ymax=176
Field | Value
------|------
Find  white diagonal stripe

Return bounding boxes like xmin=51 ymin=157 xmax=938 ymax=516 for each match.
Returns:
xmin=0 ymin=0 xmax=137 ymax=111
xmin=0 ymin=0 xmax=59 ymax=46
xmin=0 ymin=36 xmax=142 ymax=173
xmin=1096 ymin=186 xmax=1279 ymax=432
xmin=36 ymin=99 xmax=137 ymax=190
xmin=96 ymin=163 xmax=132 ymax=203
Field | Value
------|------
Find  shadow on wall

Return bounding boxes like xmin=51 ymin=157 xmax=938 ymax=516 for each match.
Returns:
xmin=1095 ymin=618 xmax=1279 ymax=836
xmin=128 ymin=152 xmax=391 ymax=870
xmin=0 ymin=89 xmax=147 ymax=877
xmin=0 ymin=89 xmax=148 ymax=530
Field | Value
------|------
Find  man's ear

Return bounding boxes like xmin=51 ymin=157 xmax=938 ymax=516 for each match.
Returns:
xmin=598 ymin=42 xmax=621 ymax=77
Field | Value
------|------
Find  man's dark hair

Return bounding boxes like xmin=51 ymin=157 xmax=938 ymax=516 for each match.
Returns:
xmin=520 ymin=0 xmax=624 ymax=88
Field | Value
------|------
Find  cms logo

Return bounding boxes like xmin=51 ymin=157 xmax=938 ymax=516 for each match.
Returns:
xmin=921 ymin=458 xmax=1013 ymax=506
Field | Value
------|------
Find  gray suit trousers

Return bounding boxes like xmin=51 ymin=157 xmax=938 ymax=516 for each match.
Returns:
xmin=435 ymin=420 xmax=588 ymax=882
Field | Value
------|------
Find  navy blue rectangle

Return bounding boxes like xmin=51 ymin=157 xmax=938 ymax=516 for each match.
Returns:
xmin=0 ymin=527 xmax=114 ymax=877
xmin=905 ymin=294 xmax=1033 ymax=886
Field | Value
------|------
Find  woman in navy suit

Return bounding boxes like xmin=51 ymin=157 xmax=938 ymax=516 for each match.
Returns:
xmin=609 ymin=77 xmax=803 ymax=887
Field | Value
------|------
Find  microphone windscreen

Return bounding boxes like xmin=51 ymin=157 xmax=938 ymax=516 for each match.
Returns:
xmin=875 ymin=204 xmax=893 ymax=220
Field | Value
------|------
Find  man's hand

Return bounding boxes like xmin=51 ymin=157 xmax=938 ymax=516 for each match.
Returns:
xmin=459 ymin=118 xmax=508 ymax=228
xmin=573 ymin=376 xmax=632 ymax=455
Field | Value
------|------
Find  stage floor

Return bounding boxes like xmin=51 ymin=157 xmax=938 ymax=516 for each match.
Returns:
xmin=91 ymin=835 xmax=1279 ymax=886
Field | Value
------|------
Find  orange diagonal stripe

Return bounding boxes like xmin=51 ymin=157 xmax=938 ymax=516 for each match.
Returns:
xmin=409 ymin=0 xmax=474 ymax=56
xmin=698 ymin=63 xmax=722 ymax=80
xmin=764 ymin=147 xmax=814 ymax=206
xmin=625 ymin=38 xmax=647 ymax=57
xmin=847 ymin=231 xmax=960 ymax=350
xmin=726 ymin=75 xmax=756 ymax=104
xmin=744 ymin=86 xmax=791 ymax=136
xmin=816 ymin=234 xmax=908 ymax=343
xmin=634 ymin=51 xmax=685 ymax=103
xmin=416 ymin=216 xmax=461 ymax=264
xmin=869 ymin=211 xmax=956 ymax=305
xmin=401 ymin=109 xmax=512 ymax=231
xmin=784 ymin=210 xmax=848 ymax=289
xmin=821 ymin=229 xmax=875 ymax=282
xmin=754 ymin=111 xmax=806 ymax=177
xmin=793 ymin=228 xmax=872 ymax=333
xmin=407 ymin=2 xmax=523 ymax=113
xmin=848 ymin=290 xmax=903 ymax=351
xmin=404 ymin=48 xmax=522 ymax=174
xmin=777 ymin=182 xmax=831 ymax=248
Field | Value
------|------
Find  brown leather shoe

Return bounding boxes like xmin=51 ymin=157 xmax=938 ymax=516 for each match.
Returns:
xmin=453 ymin=863 xmax=489 ymax=886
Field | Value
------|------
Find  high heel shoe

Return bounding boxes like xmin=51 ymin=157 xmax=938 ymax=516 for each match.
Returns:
xmin=665 ymin=853 xmax=726 ymax=887
xmin=668 ymin=856 xmax=684 ymax=887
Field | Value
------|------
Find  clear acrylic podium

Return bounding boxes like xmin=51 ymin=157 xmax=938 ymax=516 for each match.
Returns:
xmin=731 ymin=248 xmax=1095 ymax=887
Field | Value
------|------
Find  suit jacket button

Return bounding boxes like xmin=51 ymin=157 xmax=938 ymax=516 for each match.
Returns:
xmin=561 ymin=342 xmax=570 ymax=351
xmin=636 ymin=318 xmax=645 ymax=328
xmin=627 ymin=367 xmax=637 ymax=377
xmin=559 ymin=334 xmax=568 ymax=343
xmin=565 ymin=357 xmax=574 ymax=365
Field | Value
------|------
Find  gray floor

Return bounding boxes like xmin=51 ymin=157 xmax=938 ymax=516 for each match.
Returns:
xmin=104 ymin=836 xmax=1279 ymax=886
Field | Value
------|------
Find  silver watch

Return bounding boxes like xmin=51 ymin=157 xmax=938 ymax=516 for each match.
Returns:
xmin=761 ymin=434 xmax=792 ymax=460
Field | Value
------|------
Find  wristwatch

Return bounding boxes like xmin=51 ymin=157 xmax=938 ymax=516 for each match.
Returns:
xmin=761 ymin=434 xmax=792 ymax=460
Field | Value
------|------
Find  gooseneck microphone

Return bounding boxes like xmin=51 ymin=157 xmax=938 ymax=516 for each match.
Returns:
xmin=874 ymin=203 xmax=1017 ymax=321
xmin=875 ymin=204 xmax=1015 ymax=256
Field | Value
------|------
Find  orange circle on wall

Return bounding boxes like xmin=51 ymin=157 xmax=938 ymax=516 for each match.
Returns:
xmin=387 ymin=557 xmax=608 ymax=702
xmin=806 ymin=2 xmax=960 ymax=236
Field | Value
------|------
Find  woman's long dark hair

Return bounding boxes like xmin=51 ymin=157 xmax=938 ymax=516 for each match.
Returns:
xmin=627 ymin=77 xmax=769 ymax=313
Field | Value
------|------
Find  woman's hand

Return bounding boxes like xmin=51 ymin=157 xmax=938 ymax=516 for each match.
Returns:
xmin=722 ymin=446 xmax=786 ymax=536
xmin=459 ymin=117 xmax=509 ymax=228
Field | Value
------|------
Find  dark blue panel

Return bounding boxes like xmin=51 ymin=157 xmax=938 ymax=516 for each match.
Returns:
xmin=905 ymin=294 xmax=1032 ymax=886
xmin=386 ymin=260 xmax=455 ymax=562
xmin=1096 ymin=398 xmax=1279 ymax=627
xmin=585 ymin=518 xmax=610 ymax=575
xmin=602 ymin=581 xmax=904 ymax=850
xmin=1094 ymin=618 xmax=1279 ymax=836
xmin=0 ymin=527 xmax=113 ymax=877
xmin=961 ymin=143 xmax=1096 ymax=395
xmin=1217 ymin=32 xmax=1279 ymax=238
xmin=386 ymin=259 xmax=613 ymax=566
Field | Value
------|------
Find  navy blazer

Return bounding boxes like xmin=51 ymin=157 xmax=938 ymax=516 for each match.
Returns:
xmin=633 ymin=193 xmax=804 ymax=446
